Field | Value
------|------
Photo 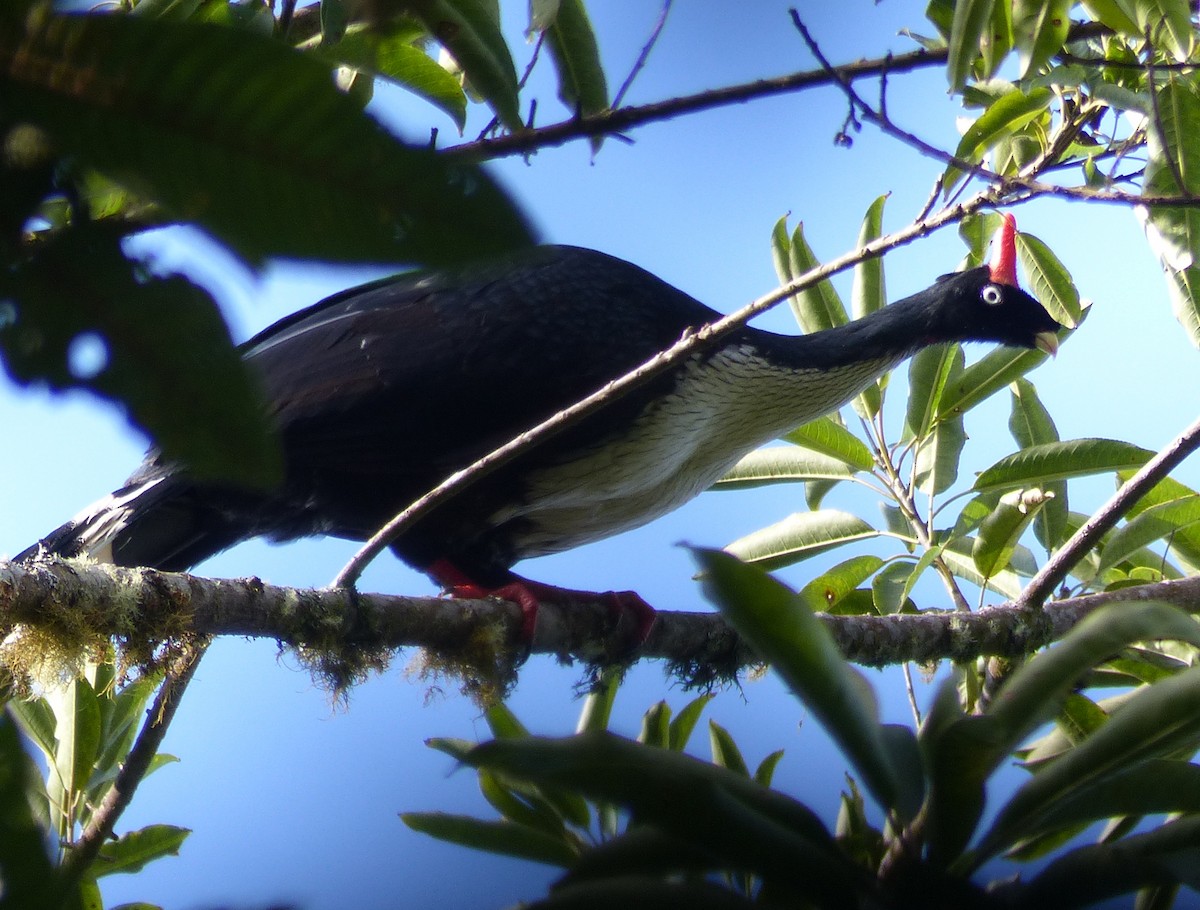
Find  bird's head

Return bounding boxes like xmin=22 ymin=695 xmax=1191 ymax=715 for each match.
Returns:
xmin=918 ymin=214 xmax=1062 ymax=355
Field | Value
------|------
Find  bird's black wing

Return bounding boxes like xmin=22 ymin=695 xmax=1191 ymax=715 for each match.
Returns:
xmin=241 ymin=245 xmax=719 ymax=541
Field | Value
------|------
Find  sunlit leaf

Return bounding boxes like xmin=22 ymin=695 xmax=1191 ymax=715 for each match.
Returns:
xmin=1011 ymin=0 xmax=1070 ymax=78
xmin=945 ymin=86 xmax=1053 ymax=189
xmin=411 ymin=0 xmax=522 ymax=129
xmin=783 ymin=417 xmax=876 ymax=471
xmin=724 ymin=510 xmax=879 ymax=571
xmin=972 ymin=495 xmax=1043 ymax=580
xmin=1015 ymin=232 xmax=1083 ymax=327
xmin=1008 ymin=378 xmax=1067 ymax=548
xmin=1098 ymin=495 xmax=1200 ymax=574
xmin=974 ymin=439 xmax=1154 ymax=492
xmin=798 ymin=555 xmax=885 ymax=613
xmin=714 ymin=447 xmax=858 ymax=489
xmin=92 ymin=824 xmax=190 ymax=878
xmin=668 ymin=694 xmax=714 ymax=752
xmin=946 ymin=0 xmax=997 ymax=91
xmin=709 ymin=721 xmax=750 ymax=777
xmin=774 ymin=220 xmax=848 ymax=333
xmin=541 ymin=0 xmax=608 ymax=144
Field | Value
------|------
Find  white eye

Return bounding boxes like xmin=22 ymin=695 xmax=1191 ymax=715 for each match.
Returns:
xmin=981 ymin=284 xmax=1004 ymax=305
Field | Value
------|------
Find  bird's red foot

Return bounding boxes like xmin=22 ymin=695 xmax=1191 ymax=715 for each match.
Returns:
xmin=426 ymin=559 xmax=656 ymax=645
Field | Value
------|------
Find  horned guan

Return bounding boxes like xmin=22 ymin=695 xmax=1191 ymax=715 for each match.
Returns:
xmin=18 ymin=215 xmax=1060 ymax=635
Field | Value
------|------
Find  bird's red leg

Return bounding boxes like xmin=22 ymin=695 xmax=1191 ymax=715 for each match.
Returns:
xmin=426 ymin=559 xmax=656 ymax=644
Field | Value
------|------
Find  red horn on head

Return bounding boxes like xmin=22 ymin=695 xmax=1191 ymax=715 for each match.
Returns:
xmin=989 ymin=213 xmax=1019 ymax=287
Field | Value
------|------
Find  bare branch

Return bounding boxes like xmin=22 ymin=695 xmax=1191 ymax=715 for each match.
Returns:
xmin=8 ymin=559 xmax=1200 ymax=679
xmin=444 ymin=45 xmax=950 ymax=162
xmin=612 ymin=0 xmax=673 ymax=110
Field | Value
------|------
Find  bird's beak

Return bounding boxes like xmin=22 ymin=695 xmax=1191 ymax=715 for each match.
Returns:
xmin=1034 ymin=331 xmax=1059 ymax=357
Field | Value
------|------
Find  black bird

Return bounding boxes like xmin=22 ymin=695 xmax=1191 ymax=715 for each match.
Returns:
xmin=19 ymin=216 xmax=1061 ymax=636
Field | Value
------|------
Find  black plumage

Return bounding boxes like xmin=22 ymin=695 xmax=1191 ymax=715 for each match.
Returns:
xmin=20 ymin=236 xmax=1061 ymax=608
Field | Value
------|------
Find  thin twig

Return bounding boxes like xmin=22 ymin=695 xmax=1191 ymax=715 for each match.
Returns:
xmin=1017 ymin=413 xmax=1200 ymax=610
xmin=59 ymin=641 xmax=207 ymax=887
xmin=445 ymin=44 xmax=951 ymax=161
xmin=331 ymin=185 xmax=1014 ymax=588
xmin=790 ymin=10 xmax=1003 ymax=185
xmin=902 ymin=663 xmax=923 ymax=727
xmin=612 ymin=0 xmax=673 ymax=109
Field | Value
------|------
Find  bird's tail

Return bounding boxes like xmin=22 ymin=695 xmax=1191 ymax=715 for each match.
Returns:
xmin=16 ymin=475 xmax=250 ymax=572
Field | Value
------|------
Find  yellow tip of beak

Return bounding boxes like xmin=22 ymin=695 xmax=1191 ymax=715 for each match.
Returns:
xmin=1035 ymin=331 xmax=1059 ymax=357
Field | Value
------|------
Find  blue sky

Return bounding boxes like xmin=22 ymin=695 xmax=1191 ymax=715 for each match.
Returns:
xmin=5 ymin=2 xmax=1200 ymax=908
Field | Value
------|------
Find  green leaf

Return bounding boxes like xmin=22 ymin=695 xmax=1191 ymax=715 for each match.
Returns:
xmin=1098 ymin=495 xmax=1200 ymax=574
xmin=851 ymin=194 xmax=888 ymax=418
xmin=929 ymin=601 xmax=1200 ymax=861
xmin=919 ymin=678 xmax=993 ymax=863
xmin=576 ymin=670 xmax=619 ymax=734
xmin=484 ymin=703 xmax=529 ymax=739
xmin=639 ymin=702 xmax=671 ymax=749
xmin=1118 ymin=472 xmax=1200 ymax=570
xmin=1015 ymin=232 xmax=1083 ymax=327
xmin=915 ymin=412 xmax=966 ymax=495
xmin=1011 ymin=0 xmax=1071 ymax=77
xmin=1 ymin=8 xmax=533 ymax=266
xmin=754 ymin=750 xmax=785 ymax=788
xmin=946 ymin=0 xmax=997 ymax=91
xmin=1163 ymin=262 xmax=1200 ymax=348
xmin=49 ymin=677 xmax=102 ymax=814
xmin=974 ymin=439 xmax=1154 ymax=492
xmin=1130 ymin=0 xmax=1194 ymax=61
xmin=1020 ymin=816 xmax=1200 ymax=907
xmin=464 ymin=732 xmax=858 ymax=901
xmin=944 ymin=86 xmax=1053 ymax=189
xmin=708 ymin=721 xmax=750 ymax=777
xmin=542 ymin=0 xmax=608 ymax=142
xmin=904 ymin=344 xmax=962 ymax=442
xmin=714 ymin=447 xmax=858 ymax=489
xmin=401 ymin=812 xmax=579 ymax=866
xmin=1008 ymin=378 xmax=1068 ymax=548
xmin=91 ymin=824 xmax=190 ymax=878
xmin=320 ymin=27 xmax=468 ymax=130
xmin=972 ymin=496 xmax=1043 ymax=580
xmin=852 ymin=195 xmax=888 ymax=321
xmin=871 ymin=561 xmax=915 ymax=615
xmin=1 ymin=223 xmax=281 ymax=484
xmin=724 ymin=510 xmax=879 ymax=571
xmin=8 ymin=699 xmax=57 ymax=768
xmin=1079 ymin=0 xmax=1139 ymax=36
xmin=320 ymin=0 xmax=349 ymax=44
xmin=975 ymin=665 xmax=1200 ymax=865
xmin=775 ymin=221 xmax=848 ymax=333
xmin=1143 ymin=77 xmax=1200 ymax=345
xmin=697 ymin=549 xmax=915 ymax=820
xmin=0 ymin=716 xmax=56 ymax=910
xmin=783 ymin=417 xmax=876 ymax=471
xmin=798 ymin=555 xmax=885 ymax=613
xmin=477 ymin=769 xmax=569 ymax=837
xmin=410 ymin=0 xmax=522 ymax=130
xmin=937 ymin=535 xmax=1029 ymax=598
xmin=668 ymin=694 xmax=713 ymax=752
